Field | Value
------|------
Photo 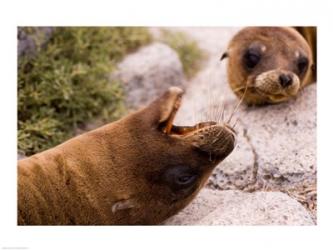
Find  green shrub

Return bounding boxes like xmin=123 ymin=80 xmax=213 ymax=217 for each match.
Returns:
xmin=160 ymin=29 xmax=206 ymax=78
xmin=18 ymin=27 xmax=152 ymax=156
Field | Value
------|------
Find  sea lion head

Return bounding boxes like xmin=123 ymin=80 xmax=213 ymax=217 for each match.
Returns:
xmin=221 ymin=27 xmax=314 ymax=105
xmin=109 ymin=87 xmax=236 ymax=224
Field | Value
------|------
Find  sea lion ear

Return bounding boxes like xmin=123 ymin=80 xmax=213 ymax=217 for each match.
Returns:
xmin=311 ymin=63 xmax=316 ymax=74
xmin=158 ymin=87 xmax=183 ymax=123
xmin=141 ymin=86 xmax=184 ymax=127
xmin=220 ymin=51 xmax=228 ymax=61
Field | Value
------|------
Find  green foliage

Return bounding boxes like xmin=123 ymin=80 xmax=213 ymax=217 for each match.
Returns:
xmin=18 ymin=27 xmax=152 ymax=156
xmin=160 ymin=29 xmax=206 ymax=78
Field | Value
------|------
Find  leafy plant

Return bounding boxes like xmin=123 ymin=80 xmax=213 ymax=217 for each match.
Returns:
xmin=18 ymin=27 xmax=152 ymax=156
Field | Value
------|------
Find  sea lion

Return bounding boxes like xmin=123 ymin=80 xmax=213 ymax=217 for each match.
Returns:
xmin=18 ymin=87 xmax=236 ymax=225
xmin=221 ymin=27 xmax=316 ymax=105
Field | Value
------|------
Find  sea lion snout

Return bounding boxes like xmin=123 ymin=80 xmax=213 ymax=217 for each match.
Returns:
xmin=254 ymin=69 xmax=301 ymax=102
xmin=145 ymin=86 xmax=236 ymax=161
xmin=279 ymin=73 xmax=293 ymax=88
xmin=183 ymin=123 xmax=236 ymax=161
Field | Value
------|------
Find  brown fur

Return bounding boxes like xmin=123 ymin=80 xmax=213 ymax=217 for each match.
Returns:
xmin=294 ymin=26 xmax=316 ymax=82
xmin=18 ymin=87 xmax=235 ymax=225
xmin=222 ymin=27 xmax=316 ymax=105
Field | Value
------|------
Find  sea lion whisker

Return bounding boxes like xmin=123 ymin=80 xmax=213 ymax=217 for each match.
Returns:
xmin=232 ymin=86 xmax=246 ymax=93
xmin=212 ymin=102 xmax=219 ymax=122
xmin=215 ymin=93 xmax=222 ymax=120
xmin=221 ymin=105 xmax=225 ymax=123
xmin=232 ymin=118 xmax=239 ymax=129
xmin=210 ymin=123 xmax=229 ymax=144
xmin=215 ymin=100 xmax=224 ymax=124
xmin=208 ymin=88 xmax=215 ymax=122
xmin=192 ymin=98 xmax=197 ymax=125
xmin=227 ymin=82 xmax=248 ymax=124
xmin=219 ymin=101 xmax=226 ymax=124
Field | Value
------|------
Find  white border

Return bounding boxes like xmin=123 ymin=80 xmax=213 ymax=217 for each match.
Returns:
xmin=1 ymin=0 xmax=333 ymax=249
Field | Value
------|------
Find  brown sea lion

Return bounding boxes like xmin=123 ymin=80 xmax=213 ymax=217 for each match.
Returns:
xmin=221 ymin=27 xmax=316 ymax=105
xmin=18 ymin=87 xmax=236 ymax=225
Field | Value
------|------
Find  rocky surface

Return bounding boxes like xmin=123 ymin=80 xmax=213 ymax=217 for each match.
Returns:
xmin=164 ymin=188 xmax=315 ymax=225
xmin=241 ymin=84 xmax=316 ymax=189
xmin=17 ymin=153 xmax=26 ymax=160
xmin=17 ymin=27 xmax=54 ymax=57
xmin=113 ymin=42 xmax=185 ymax=109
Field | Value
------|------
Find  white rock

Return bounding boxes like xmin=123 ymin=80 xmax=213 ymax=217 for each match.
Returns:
xmin=164 ymin=188 xmax=314 ymax=225
xmin=114 ymin=42 xmax=185 ymax=109
xmin=240 ymin=84 xmax=317 ymax=189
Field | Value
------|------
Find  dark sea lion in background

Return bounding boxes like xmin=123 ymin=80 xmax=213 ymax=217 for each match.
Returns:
xmin=221 ymin=27 xmax=316 ymax=105
xmin=18 ymin=87 xmax=236 ymax=225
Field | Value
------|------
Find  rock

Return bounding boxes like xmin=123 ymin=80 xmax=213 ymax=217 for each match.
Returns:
xmin=163 ymin=189 xmax=228 ymax=225
xmin=240 ymin=84 xmax=317 ymax=190
xmin=113 ymin=42 xmax=185 ymax=109
xmin=207 ymin=84 xmax=316 ymax=198
xmin=18 ymin=27 xmax=54 ymax=57
xmin=164 ymin=188 xmax=314 ymax=225
xmin=17 ymin=153 xmax=26 ymax=160
xmin=208 ymin=121 xmax=256 ymax=190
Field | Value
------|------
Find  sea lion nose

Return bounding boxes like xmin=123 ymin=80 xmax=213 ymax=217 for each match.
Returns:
xmin=279 ymin=74 xmax=293 ymax=88
xmin=186 ymin=125 xmax=235 ymax=160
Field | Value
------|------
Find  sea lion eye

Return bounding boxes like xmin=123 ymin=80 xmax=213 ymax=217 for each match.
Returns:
xmin=297 ymin=56 xmax=309 ymax=75
xmin=163 ymin=166 xmax=198 ymax=190
xmin=176 ymin=175 xmax=196 ymax=185
xmin=243 ymin=49 xmax=261 ymax=69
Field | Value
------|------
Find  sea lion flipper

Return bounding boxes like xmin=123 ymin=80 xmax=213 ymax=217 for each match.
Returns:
xmin=111 ymin=199 xmax=137 ymax=213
